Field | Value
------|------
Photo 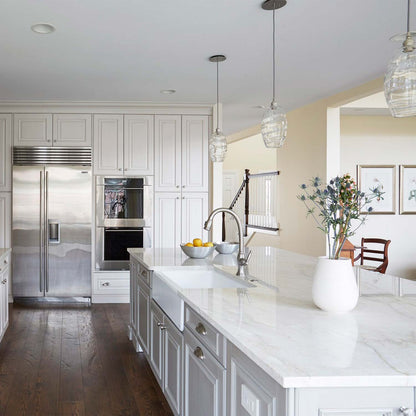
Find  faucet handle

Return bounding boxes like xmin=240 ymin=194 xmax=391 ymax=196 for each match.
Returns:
xmin=243 ymin=249 xmax=252 ymax=264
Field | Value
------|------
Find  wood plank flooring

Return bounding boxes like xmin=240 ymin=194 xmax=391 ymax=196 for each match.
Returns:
xmin=0 ymin=303 xmax=173 ymax=416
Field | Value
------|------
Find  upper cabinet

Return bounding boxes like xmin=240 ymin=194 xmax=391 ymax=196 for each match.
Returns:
xmin=14 ymin=114 xmax=91 ymax=147
xmin=0 ymin=115 xmax=11 ymax=192
xmin=14 ymin=114 xmax=52 ymax=146
xmin=93 ymin=114 xmax=154 ymax=176
xmin=155 ymin=115 xmax=209 ymax=192
xmin=52 ymin=114 xmax=91 ymax=146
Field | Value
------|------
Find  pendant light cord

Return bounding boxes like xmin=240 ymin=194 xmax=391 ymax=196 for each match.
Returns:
xmin=272 ymin=6 xmax=276 ymax=103
xmin=216 ymin=60 xmax=220 ymax=132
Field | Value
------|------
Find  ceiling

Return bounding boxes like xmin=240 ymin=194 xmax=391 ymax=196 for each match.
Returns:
xmin=0 ymin=0 xmax=406 ymax=134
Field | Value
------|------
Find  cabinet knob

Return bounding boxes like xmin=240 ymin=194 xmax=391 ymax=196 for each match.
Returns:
xmin=399 ymin=408 xmax=414 ymax=416
xmin=195 ymin=322 xmax=207 ymax=336
xmin=182 ymin=197 xmax=185 ymax=199
xmin=182 ymin=185 xmax=185 ymax=188
xmin=125 ymin=168 xmax=128 ymax=171
xmin=176 ymin=197 xmax=179 ymax=199
xmin=176 ymin=185 xmax=179 ymax=188
xmin=193 ymin=346 xmax=205 ymax=360
xmin=4 ymin=259 xmax=7 ymax=265
xmin=101 ymin=282 xmax=110 ymax=287
xmin=157 ymin=322 xmax=163 ymax=327
xmin=118 ymin=168 xmax=122 ymax=171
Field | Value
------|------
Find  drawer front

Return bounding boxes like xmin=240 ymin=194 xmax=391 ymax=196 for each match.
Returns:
xmin=93 ymin=273 xmax=130 ymax=295
xmin=138 ymin=263 xmax=152 ymax=287
xmin=185 ymin=304 xmax=225 ymax=366
xmin=295 ymin=387 xmax=415 ymax=416
xmin=0 ymin=253 xmax=10 ymax=273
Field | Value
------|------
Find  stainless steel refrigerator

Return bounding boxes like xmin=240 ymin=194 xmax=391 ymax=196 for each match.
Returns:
xmin=12 ymin=148 xmax=92 ymax=299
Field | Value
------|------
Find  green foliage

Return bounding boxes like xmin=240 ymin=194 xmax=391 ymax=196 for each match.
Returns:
xmin=298 ymin=174 xmax=383 ymax=259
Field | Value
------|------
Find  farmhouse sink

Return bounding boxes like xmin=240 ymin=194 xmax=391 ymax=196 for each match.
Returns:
xmin=152 ymin=268 xmax=253 ymax=330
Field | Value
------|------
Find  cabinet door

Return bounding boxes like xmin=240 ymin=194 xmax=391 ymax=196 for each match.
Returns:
xmin=154 ymin=193 xmax=181 ymax=248
xmin=184 ymin=328 xmax=226 ymax=416
xmin=0 ymin=193 xmax=11 ymax=249
xmin=227 ymin=342 xmax=286 ymax=416
xmin=14 ymin=114 xmax=52 ymax=146
xmin=137 ymin=278 xmax=150 ymax=355
xmin=124 ymin=115 xmax=154 ymax=175
xmin=164 ymin=318 xmax=183 ymax=416
xmin=149 ymin=300 xmax=164 ymax=387
xmin=130 ymin=261 xmax=137 ymax=331
xmin=182 ymin=116 xmax=209 ymax=192
xmin=181 ymin=192 xmax=209 ymax=244
xmin=1 ymin=267 xmax=8 ymax=336
xmin=0 ymin=115 xmax=11 ymax=192
xmin=296 ymin=387 xmax=415 ymax=416
xmin=93 ymin=115 xmax=123 ymax=175
xmin=155 ymin=115 xmax=181 ymax=192
xmin=53 ymin=114 xmax=92 ymax=146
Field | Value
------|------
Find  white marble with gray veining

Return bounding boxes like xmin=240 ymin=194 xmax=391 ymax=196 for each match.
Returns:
xmin=128 ymin=247 xmax=416 ymax=388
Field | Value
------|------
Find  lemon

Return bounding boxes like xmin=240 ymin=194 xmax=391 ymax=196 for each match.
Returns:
xmin=193 ymin=238 xmax=203 ymax=247
xmin=185 ymin=242 xmax=193 ymax=247
xmin=203 ymin=242 xmax=214 ymax=247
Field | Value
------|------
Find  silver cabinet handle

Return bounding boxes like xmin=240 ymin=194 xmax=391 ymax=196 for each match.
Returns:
xmin=101 ymin=282 xmax=110 ymax=287
xmin=400 ymin=408 xmax=414 ymax=416
xmin=195 ymin=322 xmax=207 ymax=336
xmin=3 ymin=259 xmax=7 ymax=265
xmin=157 ymin=322 xmax=166 ymax=330
xmin=176 ymin=185 xmax=179 ymax=188
xmin=176 ymin=196 xmax=179 ymax=199
xmin=182 ymin=196 xmax=185 ymax=199
xmin=118 ymin=168 xmax=122 ymax=171
xmin=193 ymin=346 xmax=205 ymax=360
xmin=182 ymin=185 xmax=185 ymax=188
xmin=3 ymin=279 xmax=7 ymax=284
xmin=141 ymin=269 xmax=147 ymax=277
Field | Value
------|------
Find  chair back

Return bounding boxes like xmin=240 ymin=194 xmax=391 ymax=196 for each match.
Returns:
xmin=359 ymin=238 xmax=391 ymax=274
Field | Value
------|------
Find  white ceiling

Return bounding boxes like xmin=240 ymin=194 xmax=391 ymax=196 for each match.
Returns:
xmin=0 ymin=0 xmax=406 ymax=134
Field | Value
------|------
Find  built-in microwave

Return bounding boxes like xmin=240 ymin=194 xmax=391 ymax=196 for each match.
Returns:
xmin=95 ymin=176 xmax=153 ymax=270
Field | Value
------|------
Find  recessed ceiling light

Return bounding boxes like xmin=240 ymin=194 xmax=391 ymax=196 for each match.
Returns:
xmin=31 ymin=23 xmax=56 ymax=34
xmin=160 ymin=89 xmax=176 ymax=95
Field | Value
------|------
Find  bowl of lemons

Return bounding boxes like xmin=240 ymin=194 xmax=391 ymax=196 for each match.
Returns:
xmin=180 ymin=238 xmax=215 ymax=259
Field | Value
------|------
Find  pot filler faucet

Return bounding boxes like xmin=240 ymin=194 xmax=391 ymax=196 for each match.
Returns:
xmin=204 ymin=208 xmax=251 ymax=278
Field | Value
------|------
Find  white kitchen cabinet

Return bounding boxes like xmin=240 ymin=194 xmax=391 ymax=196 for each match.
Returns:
xmin=130 ymin=260 xmax=138 ymax=334
xmin=52 ymin=114 xmax=92 ymax=146
xmin=137 ymin=271 xmax=150 ymax=355
xmin=150 ymin=300 xmax=165 ymax=387
xmin=154 ymin=193 xmax=182 ymax=248
xmin=14 ymin=114 xmax=53 ymax=146
xmin=154 ymin=192 xmax=208 ymax=248
xmin=124 ymin=115 xmax=154 ymax=175
xmin=0 ymin=115 xmax=11 ymax=192
xmin=0 ymin=253 xmax=10 ymax=340
xmin=227 ymin=341 xmax=286 ymax=416
xmin=92 ymin=271 xmax=129 ymax=303
xmin=184 ymin=327 xmax=226 ymax=416
xmin=0 ymin=193 xmax=11 ymax=249
xmin=181 ymin=115 xmax=209 ymax=192
xmin=155 ymin=115 xmax=209 ymax=193
xmin=294 ymin=387 xmax=414 ymax=416
xmin=155 ymin=115 xmax=182 ymax=192
xmin=93 ymin=115 xmax=124 ymax=175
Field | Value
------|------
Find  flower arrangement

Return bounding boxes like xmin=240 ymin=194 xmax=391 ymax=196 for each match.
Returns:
xmin=298 ymin=174 xmax=382 ymax=259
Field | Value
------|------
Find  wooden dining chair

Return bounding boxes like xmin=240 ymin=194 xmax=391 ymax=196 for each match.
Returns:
xmin=354 ymin=238 xmax=391 ymax=274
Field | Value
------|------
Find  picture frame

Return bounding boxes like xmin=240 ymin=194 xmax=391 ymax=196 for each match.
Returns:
xmin=357 ymin=165 xmax=396 ymax=214
xmin=399 ymin=165 xmax=416 ymax=214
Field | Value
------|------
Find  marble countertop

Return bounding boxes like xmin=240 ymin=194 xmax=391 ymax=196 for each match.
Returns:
xmin=128 ymin=247 xmax=416 ymax=388
xmin=0 ymin=248 xmax=11 ymax=263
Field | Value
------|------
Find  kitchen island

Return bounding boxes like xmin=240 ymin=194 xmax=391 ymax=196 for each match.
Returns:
xmin=128 ymin=247 xmax=416 ymax=416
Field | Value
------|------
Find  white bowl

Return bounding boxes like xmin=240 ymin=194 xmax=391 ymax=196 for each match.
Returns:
xmin=215 ymin=242 xmax=239 ymax=254
xmin=180 ymin=244 xmax=215 ymax=259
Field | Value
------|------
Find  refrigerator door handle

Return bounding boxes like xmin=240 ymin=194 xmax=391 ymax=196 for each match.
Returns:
xmin=48 ymin=221 xmax=60 ymax=244
xmin=45 ymin=170 xmax=49 ymax=293
xmin=39 ymin=170 xmax=44 ymax=293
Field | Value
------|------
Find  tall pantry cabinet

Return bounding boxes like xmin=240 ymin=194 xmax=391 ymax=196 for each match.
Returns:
xmin=154 ymin=115 xmax=209 ymax=248
xmin=0 ymin=114 xmax=11 ymax=250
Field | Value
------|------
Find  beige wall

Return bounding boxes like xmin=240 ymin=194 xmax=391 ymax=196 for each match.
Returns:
xmin=340 ymin=115 xmax=416 ymax=279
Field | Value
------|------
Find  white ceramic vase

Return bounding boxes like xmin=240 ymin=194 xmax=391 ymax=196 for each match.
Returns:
xmin=312 ymin=257 xmax=359 ymax=313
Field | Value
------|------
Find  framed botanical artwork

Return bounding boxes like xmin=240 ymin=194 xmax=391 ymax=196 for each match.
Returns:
xmin=357 ymin=165 xmax=396 ymax=214
xmin=399 ymin=165 xmax=416 ymax=214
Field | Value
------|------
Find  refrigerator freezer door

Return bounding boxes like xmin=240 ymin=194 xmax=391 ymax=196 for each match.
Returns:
xmin=12 ymin=166 xmax=44 ymax=297
xmin=46 ymin=166 xmax=92 ymax=297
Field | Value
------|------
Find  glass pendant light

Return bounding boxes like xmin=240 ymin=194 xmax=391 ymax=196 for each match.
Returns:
xmin=385 ymin=0 xmax=416 ymax=117
xmin=209 ymin=55 xmax=227 ymax=162
xmin=261 ymin=0 xmax=288 ymax=148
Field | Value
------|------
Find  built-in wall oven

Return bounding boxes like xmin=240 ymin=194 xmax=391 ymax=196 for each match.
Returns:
xmin=95 ymin=176 xmax=152 ymax=270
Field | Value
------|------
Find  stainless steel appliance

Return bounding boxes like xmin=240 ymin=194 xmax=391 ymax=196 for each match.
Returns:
xmin=95 ymin=176 xmax=152 ymax=270
xmin=12 ymin=147 xmax=92 ymax=299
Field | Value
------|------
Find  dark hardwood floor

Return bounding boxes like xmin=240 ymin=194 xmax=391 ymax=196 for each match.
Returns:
xmin=0 ymin=302 xmax=173 ymax=416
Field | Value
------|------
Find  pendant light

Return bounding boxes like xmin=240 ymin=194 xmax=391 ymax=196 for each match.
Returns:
xmin=209 ymin=55 xmax=228 ymax=162
xmin=261 ymin=0 xmax=288 ymax=148
xmin=385 ymin=0 xmax=416 ymax=117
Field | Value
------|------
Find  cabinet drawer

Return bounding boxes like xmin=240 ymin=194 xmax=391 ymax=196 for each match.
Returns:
xmin=138 ymin=263 xmax=152 ymax=288
xmin=0 ymin=253 xmax=10 ymax=273
xmin=185 ymin=304 xmax=226 ymax=366
xmin=295 ymin=387 xmax=415 ymax=416
xmin=93 ymin=272 xmax=130 ymax=295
